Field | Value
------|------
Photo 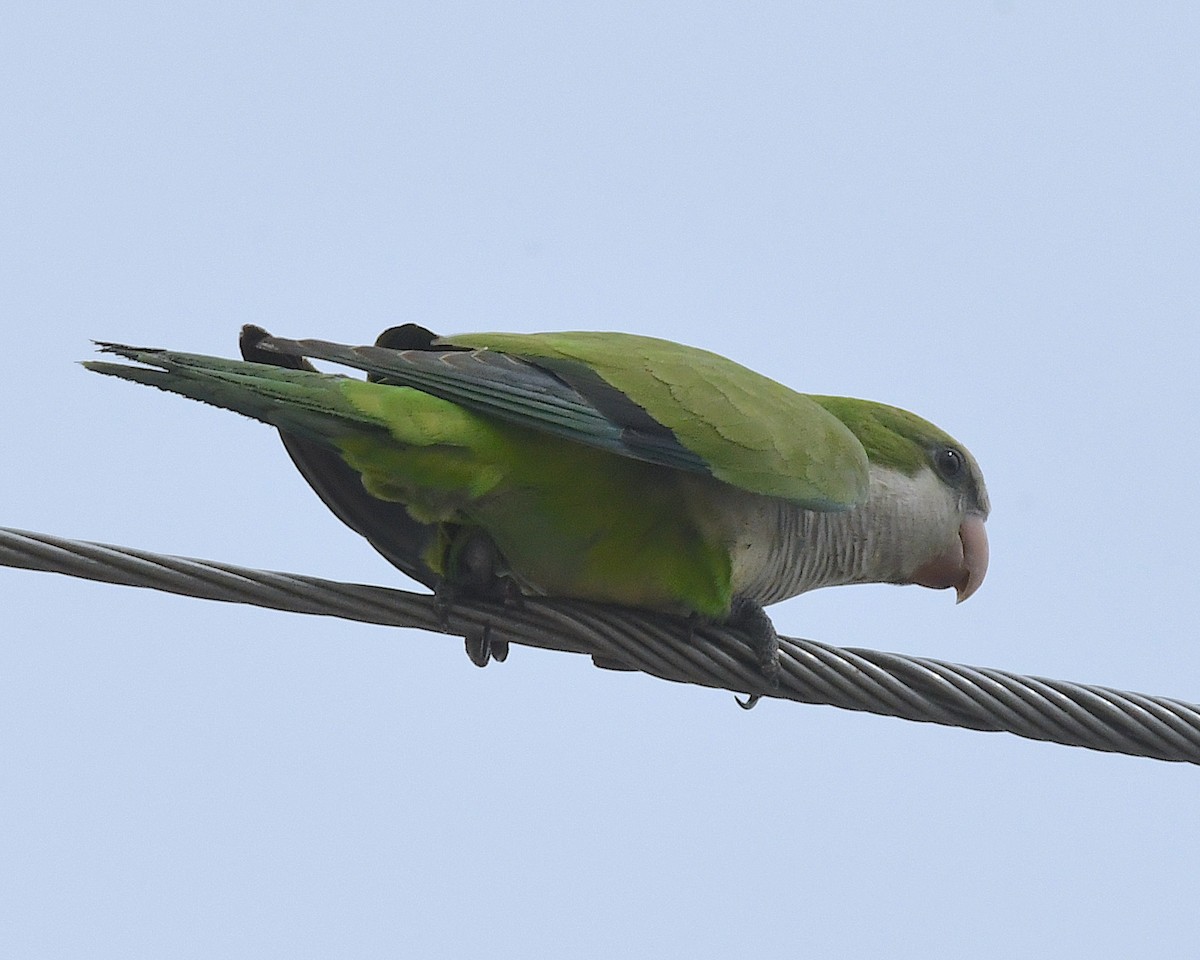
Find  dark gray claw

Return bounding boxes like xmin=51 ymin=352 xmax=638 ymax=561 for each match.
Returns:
xmin=464 ymin=624 xmax=508 ymax=667
xmin=464 ymin=629 xmax=490 ymax=667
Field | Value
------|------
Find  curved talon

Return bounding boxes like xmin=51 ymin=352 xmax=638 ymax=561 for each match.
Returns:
xmin=464 ymin=624 xmax=507 ymax=667
xmin=736 ymin=694 xmax=761 ymax=710
xmin=464 ymin=629 xmax=490 ymax=668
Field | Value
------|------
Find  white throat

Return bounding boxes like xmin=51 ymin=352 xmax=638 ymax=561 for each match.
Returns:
xmin=728 ymin=464 xmax=963 ymax=604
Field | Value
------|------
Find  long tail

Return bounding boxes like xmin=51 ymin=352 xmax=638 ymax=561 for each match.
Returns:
xmin=84 ymin=342 xmax=390 ymax=444
xmin=85 ymin=336 xmax=506 ymax=525
xmin=88 ymin=335 xmax=452 ymax=587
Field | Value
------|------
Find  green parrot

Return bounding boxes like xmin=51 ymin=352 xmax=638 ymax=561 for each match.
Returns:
xmin=85 ymin=325 xmax=989 ymax=675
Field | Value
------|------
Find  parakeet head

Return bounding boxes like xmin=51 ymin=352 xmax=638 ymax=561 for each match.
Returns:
xmin=811 ymin=396 xmax=990 ymax=603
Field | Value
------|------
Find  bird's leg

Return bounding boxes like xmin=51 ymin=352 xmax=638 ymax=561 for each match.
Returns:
xmin=726 ymin=597 xmax=780 ymax=708
xmin=441 ymin=525 xmax=512 ymax=667
xmin=432 ymin=577 xmax=456 ymax=632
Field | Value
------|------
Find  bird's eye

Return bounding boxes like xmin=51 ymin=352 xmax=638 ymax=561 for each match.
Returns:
xmin=934 ymin=447 xmax=964 ymax=480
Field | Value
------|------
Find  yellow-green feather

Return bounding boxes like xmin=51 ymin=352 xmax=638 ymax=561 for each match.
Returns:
xmin=335 ymin=379 xmax=734 ymax=614
xmin=441 ymin=331 xmax=870 ymax=509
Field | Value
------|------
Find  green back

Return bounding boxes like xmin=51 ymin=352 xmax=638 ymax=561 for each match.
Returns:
xmin=443 ymin=331 xmax=869 ymax=509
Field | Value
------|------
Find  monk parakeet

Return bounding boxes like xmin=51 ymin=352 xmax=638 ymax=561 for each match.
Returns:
xmin=85 ymin=325 xmax=989 ymax=676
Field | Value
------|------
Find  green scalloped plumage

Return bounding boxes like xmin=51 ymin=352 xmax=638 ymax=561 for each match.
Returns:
xmin=441 ymin=331 xmax=870 ymax=509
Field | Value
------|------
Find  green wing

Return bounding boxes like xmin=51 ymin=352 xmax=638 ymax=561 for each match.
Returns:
xmin=260 ymin=328 xmax=869 ymax=509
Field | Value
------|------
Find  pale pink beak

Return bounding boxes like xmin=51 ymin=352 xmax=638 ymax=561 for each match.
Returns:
xmin=913 ymin=512 xmax=989 ymax=603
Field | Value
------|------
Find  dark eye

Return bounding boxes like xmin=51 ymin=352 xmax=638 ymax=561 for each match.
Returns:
xmin=934 ymin=447 xmax=965 ymax=480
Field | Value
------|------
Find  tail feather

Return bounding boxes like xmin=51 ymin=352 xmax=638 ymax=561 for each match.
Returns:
xmin=84 ymin=344 xmax=385 ymax=446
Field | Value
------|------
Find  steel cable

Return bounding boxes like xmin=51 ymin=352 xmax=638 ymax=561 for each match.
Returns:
xmin=3 ymin=525 xmax=1198 ymax=764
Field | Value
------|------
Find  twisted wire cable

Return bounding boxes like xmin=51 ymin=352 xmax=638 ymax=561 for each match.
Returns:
xmin=3 ymin=525 xmax=1198 ymax=765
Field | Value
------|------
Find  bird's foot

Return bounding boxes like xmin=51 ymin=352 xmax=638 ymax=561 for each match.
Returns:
xmin=440 ymin=587 xmax=511 ymax=667
xmin=438 ymin=527 xmax=516 ymax=667
xmin=726 ymin=597 xmax=781 ymax=709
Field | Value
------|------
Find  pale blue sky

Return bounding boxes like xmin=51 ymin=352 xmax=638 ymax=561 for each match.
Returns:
xmin=3 ymin=3 xmax=1199 ymax=957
